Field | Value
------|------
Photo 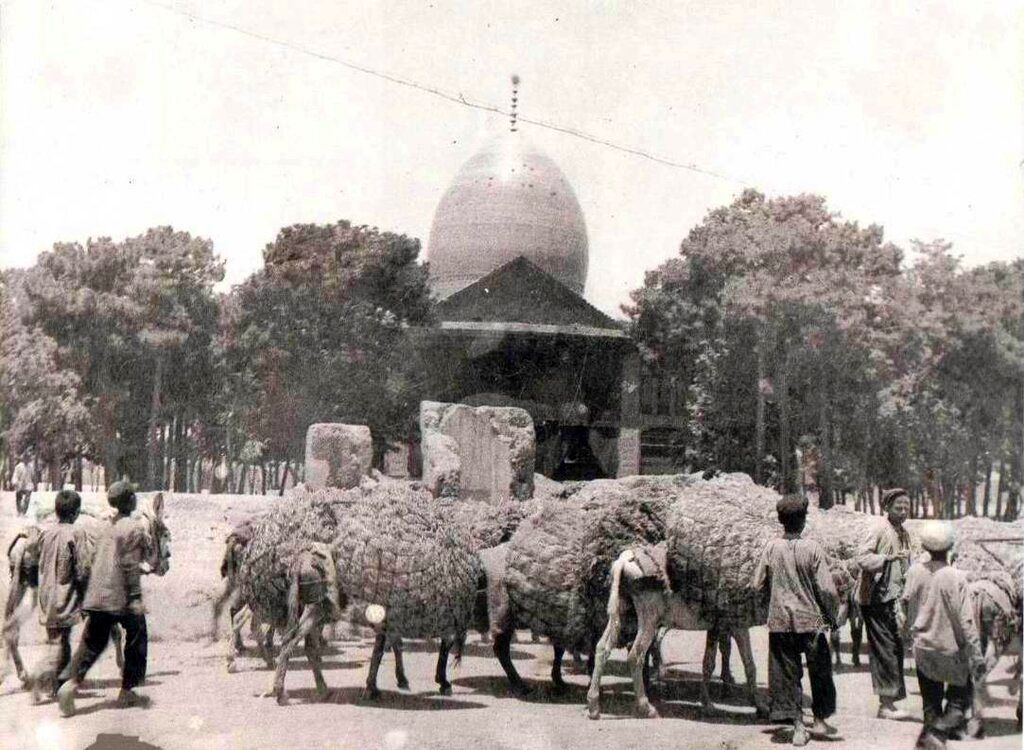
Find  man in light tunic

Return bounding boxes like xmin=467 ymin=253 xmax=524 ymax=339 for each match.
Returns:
xmin=856 ymin=487 xmax=921 ymax=719
xmin=902 ymin=521 xmax=985 ymax=749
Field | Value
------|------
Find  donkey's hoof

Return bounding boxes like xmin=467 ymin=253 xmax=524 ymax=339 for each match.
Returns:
xmin=637 ymin=702 xmax=660 ymax=719
xmin=226 ymin=662 xmax=239 ymax=675
xmin=396 ymin=678 xmax=410 ymax=691
xmin=586 ymin=701 xmax=601 ymax=720
xmin=275 ymin=691 xmax=290 ymax=706
xmin=438 ymin=683 xmax=453 ymax=696
xmin=510 ymin=681 xmax=532 ymax=698
xmin=364 ymin=686 xmax=381 ymax=701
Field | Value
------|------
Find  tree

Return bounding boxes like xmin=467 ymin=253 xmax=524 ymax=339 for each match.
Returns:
xmin=21 ymin=228 xmax=223 ymax=487
xmin=222 ymin=221 xmax=434 ymax=471
xmin=0 ymin=271 xmax=93 ymax=487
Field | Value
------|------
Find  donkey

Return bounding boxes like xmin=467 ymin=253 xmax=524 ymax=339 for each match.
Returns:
xmin=1 ymin=492 xmax=171 ymax=686
xmin=965 ymin=571 xmax=1023 ymax=738
xmin=586 ymin=544 xmax=767 ymax=720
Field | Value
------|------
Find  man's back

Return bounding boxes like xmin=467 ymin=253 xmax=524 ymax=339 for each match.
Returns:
xmin=755 ymin=535 xmax=838 ymax=632
xmin=82 ymin=515 xmax=149 ymax=613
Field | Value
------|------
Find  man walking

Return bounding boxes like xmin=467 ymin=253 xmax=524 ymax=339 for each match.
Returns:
xmin=902 ymin=521 xmax=985 ymax=748
xmin=754 ymin=494 xmax=840 ymax=746
xmin=12 ymin=458 xmax=33 ymax=516
xmin=856 ymin=487 xmax=920 ymax=719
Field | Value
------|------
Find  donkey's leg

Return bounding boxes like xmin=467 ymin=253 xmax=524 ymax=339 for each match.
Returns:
xmin=364 ymin=631 xmax=386 ymax=700
xmin=303 ymin=627 xmax=329 ymax=701
xmin=586 ymin=601 xmax=623 ymax=720
xmin=734 ymin=628 xmax=768 ymax=718
xmin=718 ymin=628 xmax=735 ymax=687
xmin=112 ymin=623 xmax=124 ymax=671
xmin=260 ymin=623 xmax=276 ymax=670
xmin=628 ymin=598 xmax=661 ymax=719
xmin=435 ymin=637 xmax=453 ymax=696
xmin=700 ymin=628 xmax=718 ymax=712
xmin=493 ymin=629 xmax=529 ymax=696
xmin=551 ymin=645 xmax=567 ymax=691
xmin=2 ymin=577 xmax=31 ymax=685
xmin=267 ymin=605 xmax=318 ymax=705
xmin=226 ymin=606 xmax=253 ymax=673
xmin=849 ymin=606 xmax=863 ymax=667
xmin=392 ymin=642 xmax=410 ymax=690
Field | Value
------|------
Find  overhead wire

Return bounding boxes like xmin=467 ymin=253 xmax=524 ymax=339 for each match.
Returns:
xmin=131 ymin=0 xmax=749 ymax=186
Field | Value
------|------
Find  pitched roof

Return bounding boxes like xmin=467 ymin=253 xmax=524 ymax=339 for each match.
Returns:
xmin=434 ymin=255 xmax=623 ymax=334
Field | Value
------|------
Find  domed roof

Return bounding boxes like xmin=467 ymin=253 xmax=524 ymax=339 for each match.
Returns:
xmin=427 ymin=133 xmax=589 ymax=299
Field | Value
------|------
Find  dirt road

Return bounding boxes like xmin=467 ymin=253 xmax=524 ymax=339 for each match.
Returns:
xmin=1 ymin=627 xmax=1020 ymax=750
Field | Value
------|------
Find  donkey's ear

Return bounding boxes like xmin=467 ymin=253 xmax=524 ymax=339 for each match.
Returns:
xmin=151 ymin=492 xmax=164 ymax=518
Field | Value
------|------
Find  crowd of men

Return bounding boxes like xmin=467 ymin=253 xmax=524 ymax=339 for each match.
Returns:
xmin=758 ymin=488 xmax=987 ymax=748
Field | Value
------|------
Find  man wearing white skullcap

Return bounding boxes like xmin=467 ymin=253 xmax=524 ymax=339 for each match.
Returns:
xmin=901 ymin=521 xmax=985 ymax=749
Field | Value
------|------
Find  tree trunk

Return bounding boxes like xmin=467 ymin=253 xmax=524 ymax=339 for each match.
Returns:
xmin=754 ymin=343 xmax=766 ymax=485
xmin=967 ymin=454 xmax=978 ymax=516
xmin=174 ymin=417 xmax=187 ymax=492
xmin=777 ymin=350 xmax=792 ymax=493
xmin=279 ymin=459 xmax=291 ymax=497
xmin=260 ymin=463 xmax=267 ymax=495
xmin=818 ymin=398 xmax=834 ymax=509
xmin=146 ymin=354 xmax=165 ymax=491
xmin=995 ymin=459 xmax=1005 ymax=519
xmin=982 ymin=460 xmax=992 ymax=518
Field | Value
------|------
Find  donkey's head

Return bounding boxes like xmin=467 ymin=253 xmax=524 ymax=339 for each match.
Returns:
xmin=138 ymin=492 xmax=171 ymax=577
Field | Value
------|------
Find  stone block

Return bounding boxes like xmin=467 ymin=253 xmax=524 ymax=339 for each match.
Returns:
xmin=419 ymin=401 xmax=535 ymax=502
xmin=304 ymin=423 xmax=372 ymax=490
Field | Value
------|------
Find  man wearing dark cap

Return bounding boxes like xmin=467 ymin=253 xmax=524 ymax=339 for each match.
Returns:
xmin=856 ymin=487 xmax=921 ymax=719
xmin=754 ymin=494 xmax=840 ymax=746
xmin=58 ymin=480 xmax=153 ymax=717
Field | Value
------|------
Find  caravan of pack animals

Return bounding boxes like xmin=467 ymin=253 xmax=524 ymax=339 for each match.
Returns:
xmin=1 ymin=87 xmax=1023 ymax=750
xmin=1 ymin=417 xmax=1022 ymax=750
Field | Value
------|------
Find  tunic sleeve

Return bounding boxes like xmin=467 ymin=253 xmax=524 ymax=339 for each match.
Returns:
xmin=811 ymin=545 xmax=839 ymax=625
xmin=856 ymin=526 xmax=886 ymax=572
xmin=752 ymin=543 xmax=771 ymax=594
xmin=956 ymin=580 xmax=985 ymax=667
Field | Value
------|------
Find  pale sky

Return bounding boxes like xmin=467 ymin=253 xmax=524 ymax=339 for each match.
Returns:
xmin=2 ymin=0 xmax=1022 ymax=316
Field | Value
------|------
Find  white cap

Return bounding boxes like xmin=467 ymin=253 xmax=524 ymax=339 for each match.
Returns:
xmin=919 ymin=521 xmax=955 ymax=552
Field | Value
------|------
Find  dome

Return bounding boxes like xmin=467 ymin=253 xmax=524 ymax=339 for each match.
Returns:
xmin=427 ymin=133 xmax=589 ymax=299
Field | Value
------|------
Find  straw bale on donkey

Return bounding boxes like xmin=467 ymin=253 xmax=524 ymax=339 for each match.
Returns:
xmin=587 ymin=476 xmax=858 ymax=720
xmin=939 ymin=516 xmax=1024 ymax=736
xmin=331 ymin=482 xmax=482 ymax=699
xmin=489 ymin=479 xmax=674 ymax=694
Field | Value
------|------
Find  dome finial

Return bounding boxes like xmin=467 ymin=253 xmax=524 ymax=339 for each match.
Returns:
xmin=510 ymin=74 xmax=520 ymax=133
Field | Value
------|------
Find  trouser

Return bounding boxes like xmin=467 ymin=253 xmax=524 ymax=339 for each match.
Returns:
xmin=916 ymin=669 xmax=971 ymax=742
xmin=32 ymin=626 xmax=72 ymax=692
xmin=768 ymin=631 xmax=837 ymax=722
xmin=72 ymin=610 xmax=147 ymax=690
xmin=862 ymin=602 xmax=906 ymax=700
xmin=15 ymin=490 xmax=31 ymax=515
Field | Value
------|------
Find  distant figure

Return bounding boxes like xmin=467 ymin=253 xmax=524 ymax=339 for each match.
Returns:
xmin=13 ymin=458 xmax=33 ymax=516
xmin=30 ymin=490 xmax=89 ymax=703
xmin=753 ymin=493 xmax=840 ymax=746
xmin=59 ymin=481 xmax=152 ymax=717
xmin=856 ymin=487 xmax=921 ymax=720
xmin=902 ymin=521 xmax=985 ymax=749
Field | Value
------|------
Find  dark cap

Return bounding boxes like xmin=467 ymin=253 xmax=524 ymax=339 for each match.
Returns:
xmin=107 ymin=480 xmax=137 ymax=508
xmin=776 ymin=493 xmax=808 ymax=515
xmin=881 ymin=488 xmax=909 ymax=509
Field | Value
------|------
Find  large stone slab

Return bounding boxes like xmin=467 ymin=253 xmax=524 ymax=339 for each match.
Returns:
xmin=420 ymin=401 xmax=535 ymax=502
xmin=304 ymin=423 xmax=372 ymax=490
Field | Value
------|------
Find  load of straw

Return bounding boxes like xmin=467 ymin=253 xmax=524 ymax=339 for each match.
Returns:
xmin=331 ymin=482 xmax=481 ymax=641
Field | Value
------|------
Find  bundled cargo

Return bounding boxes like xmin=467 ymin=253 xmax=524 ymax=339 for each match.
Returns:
xmin=664 ymin=477 xmax=779 ymax=629
xmin=331 ymin=482 xmax=481 ymax=642
xmin=949 ymin=516 xmax=1024 ymax=578
xmin=449 ymin=500 xmax=541 ymax=552
xmin=236 ymin=491 xmax=342 ymax=627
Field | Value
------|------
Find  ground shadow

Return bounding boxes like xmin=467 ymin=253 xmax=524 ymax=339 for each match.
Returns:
xmin=282 ymin=658 xmax=363 ymax=672
xmin=456 ymin=641 xmax=535 ymax=661
xmin=977 ymin=716 xmax=1023 ymax=738
xmin=84 ymin=733 xmax=163 ymax=750
xmin=272 ymin=686 xmax=486 ymax=710
xmin=763 ymin=727 xmax=844 ymax=744
xmin=82 ymin=678 xmax=166 ymax=690
xmin=73 ymin=696 xmax=153 ymax=718
xmin=451 ymin=674 xmax=597 ymax=704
